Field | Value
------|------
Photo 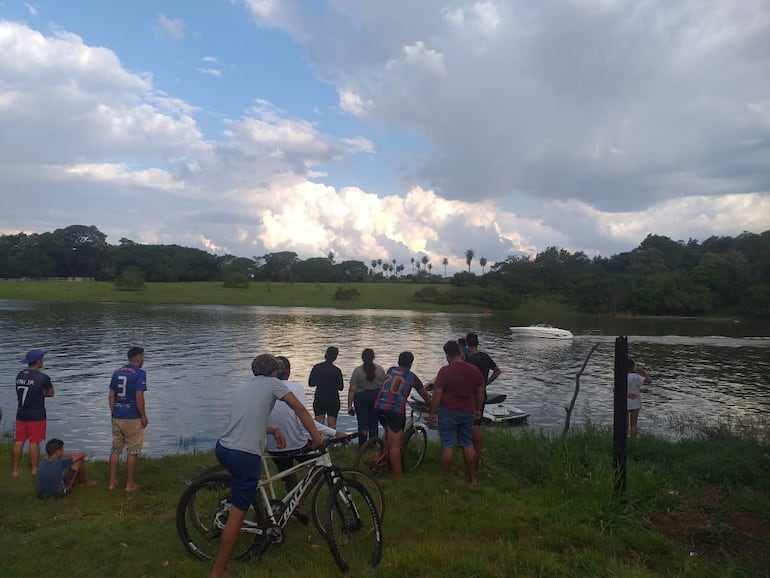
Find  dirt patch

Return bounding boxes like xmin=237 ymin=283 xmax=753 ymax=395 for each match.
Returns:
xmin=646 ymin=484 xmax=770 ymax=564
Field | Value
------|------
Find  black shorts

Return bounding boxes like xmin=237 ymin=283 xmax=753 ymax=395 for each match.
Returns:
xmin=376 ymin=410 xmax=406 ymax=433
xmin=313 ymin=398 xmax=340 ymax=418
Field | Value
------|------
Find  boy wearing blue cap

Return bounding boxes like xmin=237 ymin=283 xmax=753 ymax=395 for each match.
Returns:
xmin=13 ymin=349 xmax=55 ymax=477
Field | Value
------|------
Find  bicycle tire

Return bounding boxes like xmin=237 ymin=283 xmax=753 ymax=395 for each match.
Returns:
xmin=310 ymin=467 xmax=385 ymax=535
xmin=402 ymin=424 xmax=428 ymax=472
xmin=176 ymin=471 xmax=268 ymax=562
xmin=354 ymin=436 xmax=386 ymax=478
xmin=323 ymin=478 xmax=383 ymax=573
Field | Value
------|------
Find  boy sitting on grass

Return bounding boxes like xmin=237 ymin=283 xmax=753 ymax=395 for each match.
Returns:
xmin=37 ymin=438 xmax=96 ymax=498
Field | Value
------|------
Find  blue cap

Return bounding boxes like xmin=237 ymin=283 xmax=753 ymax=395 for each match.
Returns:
xmin=20 ymin=349 xmax=46 ymax=365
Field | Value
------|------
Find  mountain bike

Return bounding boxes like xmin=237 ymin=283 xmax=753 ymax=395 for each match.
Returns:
xmin=354 ymin=399 xmax=429 ymax=477
xmin=177 ymin=434 xmax=383 ymax=573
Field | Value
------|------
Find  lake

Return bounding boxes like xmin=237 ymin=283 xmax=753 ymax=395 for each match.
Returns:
xmin=1 ymin=300 xmax=768 ymax=457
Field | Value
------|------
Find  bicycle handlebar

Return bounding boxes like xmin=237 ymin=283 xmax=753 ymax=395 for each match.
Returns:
xmin=279 ymin=432 xmax=361 ymax=460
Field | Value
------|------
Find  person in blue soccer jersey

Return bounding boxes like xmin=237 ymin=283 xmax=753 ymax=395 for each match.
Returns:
xmin=108 ymin=346 xmax=148 ymax=492
xmin=374 ymin=351 xmax=432 ymax=479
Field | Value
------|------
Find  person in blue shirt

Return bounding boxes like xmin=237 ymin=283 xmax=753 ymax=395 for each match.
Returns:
xmin=108 ymin=346 xmax=148 ymax=492
xmin=37 ymin=438 xmax=95 ymax=498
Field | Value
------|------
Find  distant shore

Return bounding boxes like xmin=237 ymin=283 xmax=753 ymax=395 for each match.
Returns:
xmin=0 ymin=279 xmax=574 ymax=316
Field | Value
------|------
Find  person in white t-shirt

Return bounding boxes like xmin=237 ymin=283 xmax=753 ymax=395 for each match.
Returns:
xmin=210 ymin=354 xmax=322 ymax=578
xmin=268 ymin=356 xmax=343 ymax=492
xmin=626 ymin=357 xmax=652 ymax=439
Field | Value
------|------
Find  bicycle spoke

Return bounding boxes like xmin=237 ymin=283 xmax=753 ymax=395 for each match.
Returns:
xmin=177 ymin=472 xmax=267 ymax=562
xmin=323 ymin=479 xmax=383 ymax=573
xmin=355 ymin=436 xmax=386 ymax=478
xmin=312 ymin=467 xmax=385 ymax=536
xmin=402 ymin=425 xmax=428 ymax=472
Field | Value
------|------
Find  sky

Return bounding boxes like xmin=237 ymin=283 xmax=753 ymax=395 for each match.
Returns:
xmin=1 ymin=0 xmax=769 ymax=273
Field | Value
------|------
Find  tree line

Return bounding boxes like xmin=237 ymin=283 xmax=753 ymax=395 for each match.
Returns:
xmin=1 ymin=225 xmax=767 ymax=317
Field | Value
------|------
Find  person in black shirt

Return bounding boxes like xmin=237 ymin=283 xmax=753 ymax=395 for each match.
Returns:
xmin=13 ymin=348 xmax=55 ymax=477
xmin=308 ymin=346 xmax=344 ymax=429
xmin=466 ymin=333 xmax=501 ymax=468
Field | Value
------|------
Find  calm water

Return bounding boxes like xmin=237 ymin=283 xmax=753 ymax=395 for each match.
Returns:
xmin=1 ymin=300 xmax=768 ymax=457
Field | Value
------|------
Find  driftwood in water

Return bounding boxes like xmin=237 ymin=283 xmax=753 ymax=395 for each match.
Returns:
xmin=562 ymin=343 xmax=600 ymax=437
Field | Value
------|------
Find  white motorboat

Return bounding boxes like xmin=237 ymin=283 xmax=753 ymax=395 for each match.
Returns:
xmin=482 ymin=404 xmax=530 ymax=425
xmin=509 ymin=323 xmax=573 ymax=340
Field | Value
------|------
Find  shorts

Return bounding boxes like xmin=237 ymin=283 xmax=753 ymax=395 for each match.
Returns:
xmin=111 ymin=418 xmax=145 ymax=455
xmin=438 ymin=408 xmax=474 ymax=449
xmin=376 ymin=410 xmax=406 ymax=433
xmin=313 ymin=397 xmax=340 ymax=418
xmin=39 ymin=469 xmax=76 ymax=499
xmin=15 ymin=419 xmax=46 ymax=443
xmin=216 ymin=441 xmax=262 ymax=511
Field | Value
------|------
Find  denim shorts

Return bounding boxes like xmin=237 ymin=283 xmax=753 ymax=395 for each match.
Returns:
xmin=215 ymin=441 xmax=262 ymax=511
xmin=438 ymin=408 xmax=474 ymax=449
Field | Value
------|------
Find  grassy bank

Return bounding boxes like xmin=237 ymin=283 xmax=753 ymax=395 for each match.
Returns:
xmin=1 ymin=425 xmax=768 ymax=577
xmin=0 ymin=280 xmax=496 ymax=312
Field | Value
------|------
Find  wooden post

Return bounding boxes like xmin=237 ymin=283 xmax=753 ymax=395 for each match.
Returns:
xmin=613 ymin=336 xmax=628 ymax=495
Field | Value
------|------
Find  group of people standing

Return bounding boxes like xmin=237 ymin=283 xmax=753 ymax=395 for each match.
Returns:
xmin=308 ymin=333 xmax=501 ymax=483
xmin=209 ymin=334 xmax=499 ymax=578
xmin=9 ymin=346 xmax=149 ymax=497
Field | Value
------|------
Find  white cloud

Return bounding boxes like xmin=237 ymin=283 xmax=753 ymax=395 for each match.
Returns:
xmin=338 ymin=89 xmax=372 ymax=117
xmin=157 ymin=13 xmax=185 ymax=40
xmin=24 ymin=2 xmax=37 ymax=16
xmin=1 ymin=6 xmax=769 ymax=272
xmin=197 ymin=67 xmax=222 ymax=77
xmin=243 ymin=0 xmax=770 ymax=215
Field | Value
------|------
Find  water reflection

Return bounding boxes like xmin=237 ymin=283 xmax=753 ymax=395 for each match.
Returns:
xmin=0 ymin=300 xmax=768 ymax=457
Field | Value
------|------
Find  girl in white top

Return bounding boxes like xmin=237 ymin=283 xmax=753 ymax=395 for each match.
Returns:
xmin=626 ymin=357 xmax=652 ymax=439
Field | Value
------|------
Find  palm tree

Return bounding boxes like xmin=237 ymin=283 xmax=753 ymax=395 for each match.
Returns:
xmin=371 ymin=259 xmax=377 ymax=275
xmin=327 ymin=251 xmax=335 ymax=263
xmin=465 ymin=249 xmax=475 ymax=272
xmin=442 ymin=257 xmax=448 ymax=277
xmin=479 ymin=257 xmax=487 ymax=275
xmin=421 ymin=255 xmax=429 ymax=271
xmin=410 ymin=257 xmax=415 ymax=274
xmin=428 ymin=263 xmax=433 ymax=274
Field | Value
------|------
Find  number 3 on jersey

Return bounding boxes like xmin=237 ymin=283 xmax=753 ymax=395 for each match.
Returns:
xmin=116 ymin=375 xmax=128 ymax=399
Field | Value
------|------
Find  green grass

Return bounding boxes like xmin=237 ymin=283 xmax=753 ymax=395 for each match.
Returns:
xmin=0 ymin=280 xmax=494 ymax=312
xmin=2 ymin=426 xmax=768 ymax=577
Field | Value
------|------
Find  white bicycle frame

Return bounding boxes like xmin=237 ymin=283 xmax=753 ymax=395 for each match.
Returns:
xmin=218 ymin=441 xmax=352 ymax=535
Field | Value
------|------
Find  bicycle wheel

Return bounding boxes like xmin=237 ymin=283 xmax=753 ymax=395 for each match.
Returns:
xmin=311 ymin=467 xmax=386 ymax=535
xmin=323 ymin=478 xmax=383 ymax=573
xmin=354 ymin=436 xmax=386 ymax=477
xmin=177 ymin=471 xmax=267 ymax=562
xmin=402 ymin=424 xmax=427 ymax=472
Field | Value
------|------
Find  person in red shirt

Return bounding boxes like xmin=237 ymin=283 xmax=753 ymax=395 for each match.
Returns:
xmin=429 ymin=340 xmax=485 ymax=484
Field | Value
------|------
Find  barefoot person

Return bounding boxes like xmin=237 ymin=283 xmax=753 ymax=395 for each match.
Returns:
xmin=13 ymin=348 xmax=55 ymax=477
xmin=308 ymin=346 xmax=344 ymax=428
xmin=374 ymin=351 xmax=432 ymax=479
xmin=108 ymin=346 xmax=148 ymax=492
xmin=37 ymin=438 xmax=96 ymax=498
xmin=210 ymin=353 xmax=322 ymax=578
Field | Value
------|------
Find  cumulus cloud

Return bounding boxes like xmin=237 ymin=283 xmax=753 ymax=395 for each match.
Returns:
xmin=243 ymin=0 xmax=770 ymax=212
xmin=1 ymin=6 xmax=769 ymax=273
